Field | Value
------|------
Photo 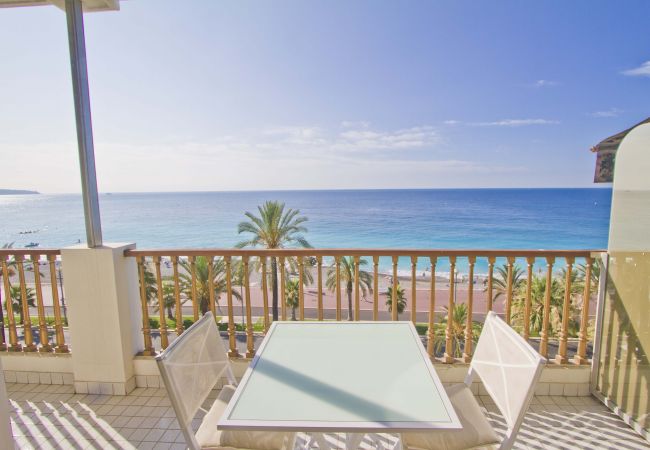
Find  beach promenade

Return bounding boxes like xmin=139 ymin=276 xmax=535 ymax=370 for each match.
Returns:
xmin=11 ymin=264 xmax=503 ymax=319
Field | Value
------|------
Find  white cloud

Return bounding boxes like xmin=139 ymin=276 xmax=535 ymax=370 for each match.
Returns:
xmin=473 ymin=119 xmax=560 ymax=127
xmin=442 ymin=119 xmax=559 ymax=127
xmin=340 ymin=120 xmax=371 ymax=129
xmin=622 ymin=61 xmax=650 ymax=77
xmin=261 ymin=126 xmax=321 ymax=136
xmin=532 ymin=79 xmax=559 ymax=88
xmin=95 ymin=123 xmax=441 ymax=165
xmin=259 ymin=126 xmax=327 ymax=147
xmin=337 ymin=126 xmax=439 ymax=150
xmin=117 ymin=150 xmax=517 ymax=192
xmin=1 ymin=123 xmax=533 ymax=193
xmin=224 ymin=124 xmax=441 ymax=155
xmin=589 ymin=108 xmax=623 ymax=118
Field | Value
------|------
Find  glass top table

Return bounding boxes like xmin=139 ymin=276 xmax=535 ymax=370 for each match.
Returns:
xmin=218 ymin=322 xmax=461 ymax=433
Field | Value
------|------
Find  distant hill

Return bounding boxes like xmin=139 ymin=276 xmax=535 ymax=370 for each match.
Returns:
xmin=0 ymin=189 xmax=39 ymax=195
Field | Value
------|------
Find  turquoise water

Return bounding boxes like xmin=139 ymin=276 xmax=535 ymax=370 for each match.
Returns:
xmin=0 ymin=188 xmax=611 ymax=272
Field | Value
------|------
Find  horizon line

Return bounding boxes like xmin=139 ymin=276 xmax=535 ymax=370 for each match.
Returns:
xmin=31 ymin=186 xmax=612 ymax=195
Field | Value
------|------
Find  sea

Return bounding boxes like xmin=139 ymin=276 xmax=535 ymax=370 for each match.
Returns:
xmin=0 ymin=188 xmax=612 ymax=273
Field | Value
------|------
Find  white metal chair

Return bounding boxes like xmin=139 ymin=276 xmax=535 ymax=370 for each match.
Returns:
xmin=157 ymin=312 xmax=295 ymax=450
xmin=402 ymin=311 xmax=544 ymax=450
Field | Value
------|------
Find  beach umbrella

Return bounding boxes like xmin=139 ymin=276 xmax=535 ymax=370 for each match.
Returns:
xmin=591 ymin=117 xmax=650 ymax=183
xmin=0 ymin=0 xmax=122 ymax=247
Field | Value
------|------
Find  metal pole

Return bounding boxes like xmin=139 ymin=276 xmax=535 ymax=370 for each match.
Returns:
xmin=65 ymin=0 xmax=103 ymax=248
xmin=57 ymin=268 xmax=68 ymax=325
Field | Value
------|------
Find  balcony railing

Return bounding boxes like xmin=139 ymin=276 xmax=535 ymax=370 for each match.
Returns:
xmin=125 ymin=248 xmax=602 ymax=365
xmin=0 ymin=249 xmax=69 ymax=353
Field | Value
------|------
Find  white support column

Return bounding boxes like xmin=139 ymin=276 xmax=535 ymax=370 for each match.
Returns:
xmin=65 ymin=0 xmax=103 ymax=248
xmin=61 ymin=243 xmax=143 ymax=395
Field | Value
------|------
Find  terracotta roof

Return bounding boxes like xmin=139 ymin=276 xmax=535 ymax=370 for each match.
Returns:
xmin=591 ymin=117 xmax=650 ymax=183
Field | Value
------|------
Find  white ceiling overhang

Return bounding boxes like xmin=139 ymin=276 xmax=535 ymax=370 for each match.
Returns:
xmin=0 ymin=0 xmax=120 ymax=12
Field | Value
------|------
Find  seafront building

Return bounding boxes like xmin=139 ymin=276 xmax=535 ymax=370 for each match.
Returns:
xmin=0 ymin=0 xmax=649 ymax=449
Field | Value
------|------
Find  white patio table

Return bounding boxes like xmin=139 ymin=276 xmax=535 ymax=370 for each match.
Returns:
xmin=218 ymin=322 xmax=461 ymax=450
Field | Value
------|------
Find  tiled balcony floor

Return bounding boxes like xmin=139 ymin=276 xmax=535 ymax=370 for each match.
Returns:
xmin=7 ymin=383 xmax=649 ymax=450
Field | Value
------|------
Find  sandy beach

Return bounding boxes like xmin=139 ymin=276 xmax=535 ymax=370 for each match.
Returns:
xmin=5 ymin=257 xmax=600 ymax=323
xmin=2 ymin=259 xmax=502 ymax=320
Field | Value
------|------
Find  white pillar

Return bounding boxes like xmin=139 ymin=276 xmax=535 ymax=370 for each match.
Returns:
xmin=60 ymin=243 xmax=143 ymax=395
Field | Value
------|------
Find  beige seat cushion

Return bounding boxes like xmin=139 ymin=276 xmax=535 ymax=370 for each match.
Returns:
xmin=403 ymin=383 xmax=500 ymax=450
xmin=196 ymin=385 xmax=294 ymax=450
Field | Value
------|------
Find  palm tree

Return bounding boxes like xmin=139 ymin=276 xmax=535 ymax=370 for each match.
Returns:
xmin=285 ymin=279 xmax=300 ymax=321
xmin=0 ymin=243 xmax=16 ymax=341
xmin=511 ymin=274 xmax=577 ymax=337
xmin=230 ymin=258 xmax=244 ymax=326
xmin=8 ymin=285 xmax=36 ymax=325
xmin=237 ymin=201 xmax=311 ymax=320
xmin=573 ymin=261 xmax=600 ymax=335
xmin=140 ymin=262 xmax=168 ymax=326
xmin=325 ymin=257 xmax=373 ymax=320
xmin=178 ymin=256 xmax=240 ymax=316
xmin=150 ymin=282 xmax=176 ymax=322
xmin=577 ymin=260 xmax=600 ymax=292
xmin=143 ymin=264 xmax=158 ymax=303
xmin=433 ymin=303 xmax=482 ymax=358
xmin=385 ymin=283 xmax=406 ymax=316
xmin=282 ymin=256 xmax=315 ymax=285
xmin=559 ymin=266 xmax=585 ymax=297
xmin=573 ymin=261 xmax=600 ymax=305
xmin=491 ymin=263 xmax=526 ymax=302
xmin=1 ymin=246 xmax=43 ymax=328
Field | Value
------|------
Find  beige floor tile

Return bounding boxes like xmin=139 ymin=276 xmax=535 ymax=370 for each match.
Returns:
xmin=128 ymin=427 xmax=150 ymax=442
xmin=152 ymin=443 xmax=173 ymax=450
xmin=140 ymin=416 xmax=161 ymax=429
xmin=538 ymin=396 xmax=556 ymax=405
xmin=7 ymin=384 xmax=649 ymax=450
xmin=160 ymin=428 xmax=180 ymax=443
xmin=125 ymin=415 xmax=146 ymax=428
xmin=155 ymin=417 xmax=176 ymax=429
xmin=143 ymin=427 xmax=165 ymax=442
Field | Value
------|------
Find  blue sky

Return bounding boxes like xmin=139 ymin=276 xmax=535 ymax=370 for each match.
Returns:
xmin=1 ymin=0 xmax=649 ymax=193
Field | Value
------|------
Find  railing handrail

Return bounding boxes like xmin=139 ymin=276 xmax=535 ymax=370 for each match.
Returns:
xmin=127 ymin=246 xmax=602 ymax=364
xmin=1 ymin=247 xmax=602 ymax=361
xmin=0 ymin=248 xmax=604 ymax=258
xmin=124 ymin=248 xmax=604 ymax=258
xmin=0 ymin=247 xmax=68 ymax=354
xmin=0 ymin=249 xmax=61 ymax=257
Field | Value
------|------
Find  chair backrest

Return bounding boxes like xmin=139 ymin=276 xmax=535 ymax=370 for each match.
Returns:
xmin=156 ymin=312 xmax=235 ymax=448
xmin=466 ymin=312 xmax=544 ymax=450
